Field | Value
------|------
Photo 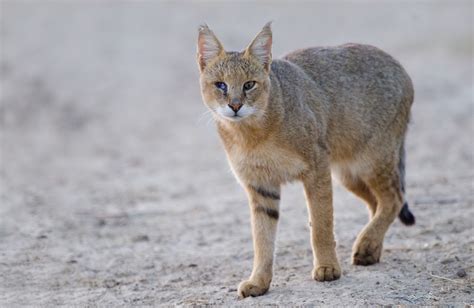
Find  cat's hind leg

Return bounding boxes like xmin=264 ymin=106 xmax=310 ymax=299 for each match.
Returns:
xmin=352 ymin=162 xmax=403 ymax=265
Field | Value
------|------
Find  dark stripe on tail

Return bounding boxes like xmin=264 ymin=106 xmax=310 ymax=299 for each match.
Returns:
xmin=250 ymin=185 xmax=280 ymax=200
xmin=399 ymin=202 xmax=415 ymax=225
xmin=255 ymin=205 xmax=279 ymax=220
xmin=398 ymin=141 xmax=416 ymax=226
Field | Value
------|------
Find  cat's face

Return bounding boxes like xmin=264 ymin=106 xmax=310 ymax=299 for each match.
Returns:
xmin=197 ymin=23 xmax=272 ymax=123
xmin=199 ymin=52 xmax=271 ymax=122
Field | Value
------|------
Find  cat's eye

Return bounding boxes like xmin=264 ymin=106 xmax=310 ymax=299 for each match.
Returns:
xmin=243 ymin=81 xmax=256 ymax=91
xmin=215 ymin=82 xmax=227 ymax=93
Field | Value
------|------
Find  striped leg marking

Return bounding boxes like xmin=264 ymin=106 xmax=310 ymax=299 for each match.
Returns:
xmin=249 ymin=185 xmax=280 ymax=200
xmin=255 ymin=205 xmax=279 ymax=220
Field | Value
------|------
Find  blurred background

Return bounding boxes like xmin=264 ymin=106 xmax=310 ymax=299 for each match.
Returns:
xmin=0 ymin=1 xmax=472 ymax=305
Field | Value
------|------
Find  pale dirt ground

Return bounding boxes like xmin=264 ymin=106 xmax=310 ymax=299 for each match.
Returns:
xmin=0 ymin=1 xmax=473 ymax=306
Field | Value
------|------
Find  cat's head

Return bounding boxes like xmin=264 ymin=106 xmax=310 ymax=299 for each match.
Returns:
xmin=197 ymin=23 xmax=272 ymax=123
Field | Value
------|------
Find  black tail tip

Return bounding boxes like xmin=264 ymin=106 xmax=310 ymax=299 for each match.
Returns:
xmin=399 ymin=202 xmax=415 ymax=226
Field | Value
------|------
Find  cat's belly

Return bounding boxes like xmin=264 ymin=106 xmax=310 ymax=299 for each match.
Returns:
xmin=227 ymin=144 xmax=308 ymax=185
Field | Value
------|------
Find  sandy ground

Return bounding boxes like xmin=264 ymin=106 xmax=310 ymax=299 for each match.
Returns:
xmin=0 ymin=1 xmax=473 ymax=306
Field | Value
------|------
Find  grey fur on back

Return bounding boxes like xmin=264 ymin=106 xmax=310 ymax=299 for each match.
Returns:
xmin=269 ymin=43 xmax=414 ymax=163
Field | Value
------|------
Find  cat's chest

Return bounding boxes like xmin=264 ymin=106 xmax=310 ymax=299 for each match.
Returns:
xmin=226 ymin=143 xmax=307 ymax=185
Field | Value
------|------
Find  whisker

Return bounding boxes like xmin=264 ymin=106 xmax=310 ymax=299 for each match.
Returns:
xmin=197 ymin=109 xmax=213 ymax=125
xmin=206 ymin=114 xmax=216 ymax=126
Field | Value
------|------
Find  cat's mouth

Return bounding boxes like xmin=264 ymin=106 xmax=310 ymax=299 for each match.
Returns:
xmin=223 ymin=114 xmax=245 ymax=122
xmin=214 ymin=105 xmax=255 ymax=122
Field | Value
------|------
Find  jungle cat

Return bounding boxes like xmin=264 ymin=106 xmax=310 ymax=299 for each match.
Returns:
xmin=197 ymin=22 xmax=415 ymax=298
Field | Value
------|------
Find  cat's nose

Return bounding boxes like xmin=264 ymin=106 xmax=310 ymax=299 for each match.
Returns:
xmin=228 ymin=98 xmax=243 ymax=113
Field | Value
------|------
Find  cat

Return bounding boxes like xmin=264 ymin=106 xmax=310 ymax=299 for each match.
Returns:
xmin=197 ymin=22 xmax=415 ymax=298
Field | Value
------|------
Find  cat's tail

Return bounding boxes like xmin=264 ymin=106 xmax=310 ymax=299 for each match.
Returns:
xmin=398 ymin=141 xmax=416 ymax=226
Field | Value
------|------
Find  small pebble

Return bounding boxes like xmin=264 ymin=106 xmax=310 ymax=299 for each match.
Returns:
xmin=188 ymin=263 xmax=198 ymax=268
xmin=228 ymin=288 xmax=237 ymax=292
xmin=104 ymin=279 xmax=119 ymax=288
xmin=456 ymin=269 xmax=467 ymax=278
xmin=440 ymin=258 xmax=454 ymax=264
xmin=132 ymin=235 xmax=149 ymax=242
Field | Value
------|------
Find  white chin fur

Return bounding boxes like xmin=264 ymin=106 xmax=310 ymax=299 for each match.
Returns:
xmin=215 ymin=105 xmax=255 ymax=122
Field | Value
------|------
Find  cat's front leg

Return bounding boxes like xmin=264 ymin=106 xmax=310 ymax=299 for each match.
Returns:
xmin=302 ymin=156 xmax=341 ymax=282
xmin=238 ymin=183 xmax=281 ymax=298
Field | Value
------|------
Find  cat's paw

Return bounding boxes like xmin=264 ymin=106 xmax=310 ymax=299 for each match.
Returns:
xmin=312 ymin=263 xmax=341 ymax=281
xmin=352 ymin=235 xmax=382 ymax=266
xmin=238 ymin=279 xmax=269 ymax=298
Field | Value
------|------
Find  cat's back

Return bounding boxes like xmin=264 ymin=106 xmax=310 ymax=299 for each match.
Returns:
xmin=280 ymin=44 xmax=414 ymax=161
xmin=282 ymin=43 xmax=413 ymax=107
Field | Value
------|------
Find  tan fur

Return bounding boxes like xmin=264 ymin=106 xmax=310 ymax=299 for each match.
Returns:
xmin=197 ymin=23 xmax=414 ymax=297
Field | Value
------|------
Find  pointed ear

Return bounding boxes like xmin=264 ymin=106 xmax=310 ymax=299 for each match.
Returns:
xmin=244 ymin=22 xmax=272 ymax=71
xmin=197 ymin=24 xmax=224 ymax=72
